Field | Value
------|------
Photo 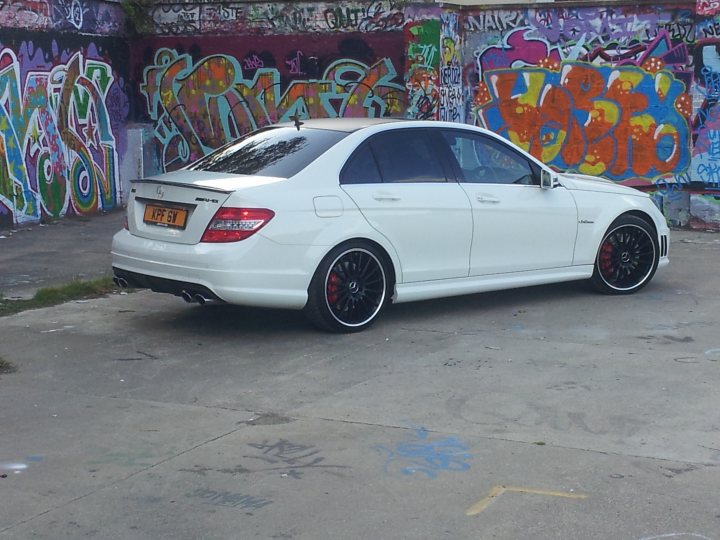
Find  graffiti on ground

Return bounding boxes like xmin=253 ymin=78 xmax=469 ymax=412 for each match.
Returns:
xmin=243 ymin=438 xmax=349 ymax=478
xmin=185 ymin=488 xmax=273 ymax=509
xmin=375 ymin=427 xmax=472 ymax=479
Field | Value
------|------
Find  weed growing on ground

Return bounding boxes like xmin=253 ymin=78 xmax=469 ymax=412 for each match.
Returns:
xmin=0 ymin=356 xmax=17 ymax=374
xmin=0 ymin=277 xmax=118 ymax=317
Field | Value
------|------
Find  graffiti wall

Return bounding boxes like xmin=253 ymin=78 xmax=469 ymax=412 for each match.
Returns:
xmin=0 ymin=1 xmax=128 ymax=228
xmin=4 ymin=0 xmax=719 ymax=228
xmin=440 ymin=11 xmax=463 ymax=123
xmin=131 ymin=1 xmax=447 ymax=171
xmin=691 ymin=14 xmax=720 ymax=225
xmin=0 ymin=0 xmax=124 ymax=34
xmin=135 ymin=31 xmax=406 ymax=171
xmin=461 ymin=4 xmax=719 ymax=227
xmin=465 ymin=6 xmax=694 ymax=182
xmin=405 ymin=19 xmax=440 ymax=120
xmin=127 ymin=1 xmax=719 ymax=227
xmin=144 ymin=1 xmax=408 ymax=36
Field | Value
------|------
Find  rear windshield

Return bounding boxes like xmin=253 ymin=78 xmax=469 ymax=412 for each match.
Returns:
xmin=187 ymin=127 xmax=349 ymax=178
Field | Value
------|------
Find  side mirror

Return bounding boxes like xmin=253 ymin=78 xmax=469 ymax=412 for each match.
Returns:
xmin=540 ymin=169 xmax=557 ymax=190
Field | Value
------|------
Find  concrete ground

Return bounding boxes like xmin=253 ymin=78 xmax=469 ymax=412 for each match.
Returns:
xmin=0 ymin=210 xmax=124 ymax=299
xmin=0 ymin=222 xmax=719 ymax=539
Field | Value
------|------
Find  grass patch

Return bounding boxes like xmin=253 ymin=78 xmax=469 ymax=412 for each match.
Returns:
xmin=0 ymin=277 xmax=118 ymax=317
xmin=0 ymin=356 xmax=17 ymax=374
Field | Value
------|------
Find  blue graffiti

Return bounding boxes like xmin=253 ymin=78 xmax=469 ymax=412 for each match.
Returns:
xmin=375 ymin=427 xmax=472 ymax=479
xmin=702 ymin=67 xmax=720 ymax=100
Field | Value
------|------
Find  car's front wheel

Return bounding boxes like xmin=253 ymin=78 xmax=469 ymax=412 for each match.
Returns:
xmin=304 ymin=242 xmax=392 ymax=333
xmin=591 ymin=215 xmax=659 ymax=295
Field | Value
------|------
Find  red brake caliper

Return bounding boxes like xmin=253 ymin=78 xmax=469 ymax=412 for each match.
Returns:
xmin=599 ymin=241 xmax=614 ymax=275
xmin=327 ymin=271 xmax=340 ymax=305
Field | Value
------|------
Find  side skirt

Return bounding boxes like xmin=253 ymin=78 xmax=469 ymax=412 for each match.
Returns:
xmin=393 ymin=266 xmax=594 ymax=304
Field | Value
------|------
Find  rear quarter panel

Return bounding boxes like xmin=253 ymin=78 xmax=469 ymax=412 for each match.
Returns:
xmin=224 ymin=153 xmax=404 ymax=286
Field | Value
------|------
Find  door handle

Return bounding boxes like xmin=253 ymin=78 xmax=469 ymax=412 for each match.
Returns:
xmin=372 ymin=192 xmax=401 ymax=201
xmin=477 ymin=195 xmax=500 ymax=204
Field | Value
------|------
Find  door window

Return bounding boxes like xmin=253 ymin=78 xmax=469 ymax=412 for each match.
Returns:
xmin=370 ymin=130 xmax=447 ymax=183
xmin=341 ymin=130 xmax=448 ymax=185
xmin=441 ymin=130 xmax=538 ymax=185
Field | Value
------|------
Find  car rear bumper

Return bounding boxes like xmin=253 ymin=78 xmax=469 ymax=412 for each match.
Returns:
xmin=111 ymin=229 xmax=317 ymax=309
xmin=111 ymin=267 xmax=223 ymax=303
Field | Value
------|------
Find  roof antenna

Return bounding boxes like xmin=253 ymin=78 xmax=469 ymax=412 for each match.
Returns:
xmin=290 ymin=113 xmax=304 ymax=131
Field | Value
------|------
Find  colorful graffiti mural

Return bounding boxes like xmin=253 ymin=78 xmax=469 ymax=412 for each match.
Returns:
xmin=693 ymin=38 xmax=720 ymax=186
xmin=465 ymin=7 xmax=694 ymax=183
xmin=139 ymin=36 xmax=405 ymax=170
xmin=476 ymin=62 xmax=690 ymax=180
xmin=405 ymin=19 xmax=439 ymax=120
xmin=0 ymin=41 xmax=128 ymax=226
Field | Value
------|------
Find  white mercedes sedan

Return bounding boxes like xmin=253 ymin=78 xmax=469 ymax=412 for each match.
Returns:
xmin=112 ymin=118 xmax=669 ymax=332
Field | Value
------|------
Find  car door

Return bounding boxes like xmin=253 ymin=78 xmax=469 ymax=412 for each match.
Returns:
xmin=439 ymin=129 xmax=578 ymax=276
xmin=340 ymin=128 xmax=473 ymax=283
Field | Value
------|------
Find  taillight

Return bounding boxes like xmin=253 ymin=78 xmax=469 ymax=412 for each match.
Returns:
xmin=123 ymin=215 xmax=129 ymax=230
xmin=200 ymin=208 xmax=275 ymax=243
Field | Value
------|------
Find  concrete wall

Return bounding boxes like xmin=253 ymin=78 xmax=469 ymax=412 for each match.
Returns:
xmin=2 ymin=0 xmax=720 ymax=229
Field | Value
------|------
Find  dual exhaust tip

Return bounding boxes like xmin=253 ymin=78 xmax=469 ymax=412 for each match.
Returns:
xmin=181 ymin=290 xmax=213 ymax=305
xmin=112 ymin=276 xmax=212 ymax=305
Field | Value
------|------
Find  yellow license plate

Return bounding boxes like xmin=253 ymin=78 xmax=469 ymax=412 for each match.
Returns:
xmin=143 ymin=204 xmax=188 ymax=229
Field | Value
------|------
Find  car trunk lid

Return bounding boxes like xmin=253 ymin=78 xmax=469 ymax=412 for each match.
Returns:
xmin=127 ymin=171 xmax=283 ymax=245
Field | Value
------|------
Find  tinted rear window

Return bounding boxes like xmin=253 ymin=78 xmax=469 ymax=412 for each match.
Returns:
xmin=341 ymin=143 xmax=382 ymax=184
xmin=187 ymin=127 xmax=348 ymax=178
xmin=369 ymin=130 xmax=446 ymax=183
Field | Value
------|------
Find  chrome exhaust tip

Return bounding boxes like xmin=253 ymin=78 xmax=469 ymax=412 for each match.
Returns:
xmin=181 ymin=290 xmax=195 ymax=303
xmin=113 ymin=276 xmax=129 ymax=288
xmin=194 ymin=294 xmax=210 ymax=305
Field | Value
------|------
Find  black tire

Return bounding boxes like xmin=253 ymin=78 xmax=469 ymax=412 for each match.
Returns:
xmin=591 ymin=214 xmax=659 ymax=295
xmin=304 ymin=242 xmax=392 ymax=333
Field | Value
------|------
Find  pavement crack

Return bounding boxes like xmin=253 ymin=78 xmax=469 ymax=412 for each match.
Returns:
xmin=289 ymin=413 xmax=719 ymax=469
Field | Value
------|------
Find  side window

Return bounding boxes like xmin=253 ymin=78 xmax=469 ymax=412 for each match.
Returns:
xmin=370 ymin=130 xmax=446 ymax=183
xmin=341 ymin=143 xmax=382 ymax=185
xmin=441 ymin=131 xmax=537 ymax=185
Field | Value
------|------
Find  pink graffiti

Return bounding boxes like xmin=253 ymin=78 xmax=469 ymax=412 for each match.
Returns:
xmin=476 ymin=29 xmax=561 ymax=73
xmin=0 ymin=0 xmax=51 ymax=30
xmin=698 ymin=0 xmax=720 ymax=16
xmin=242 ymin=54 xmax=264 ymax=70
xmin=285 ymin=50 xmax=305 ymax=75
xmin=584 ymin=32 xmax=689 ymax=71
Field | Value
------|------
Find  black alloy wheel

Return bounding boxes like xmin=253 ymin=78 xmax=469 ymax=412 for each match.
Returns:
xmin=591 ymin=215 xmax=659 ymax=294
xmin=305 ymin=243 xmax=391 ymax=332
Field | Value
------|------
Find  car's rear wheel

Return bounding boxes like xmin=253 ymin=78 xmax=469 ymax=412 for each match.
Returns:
xmin=304 ymin=242 xmax=391 ymax=333
xmin=591 ymin=215 xmax=659 ymax=295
